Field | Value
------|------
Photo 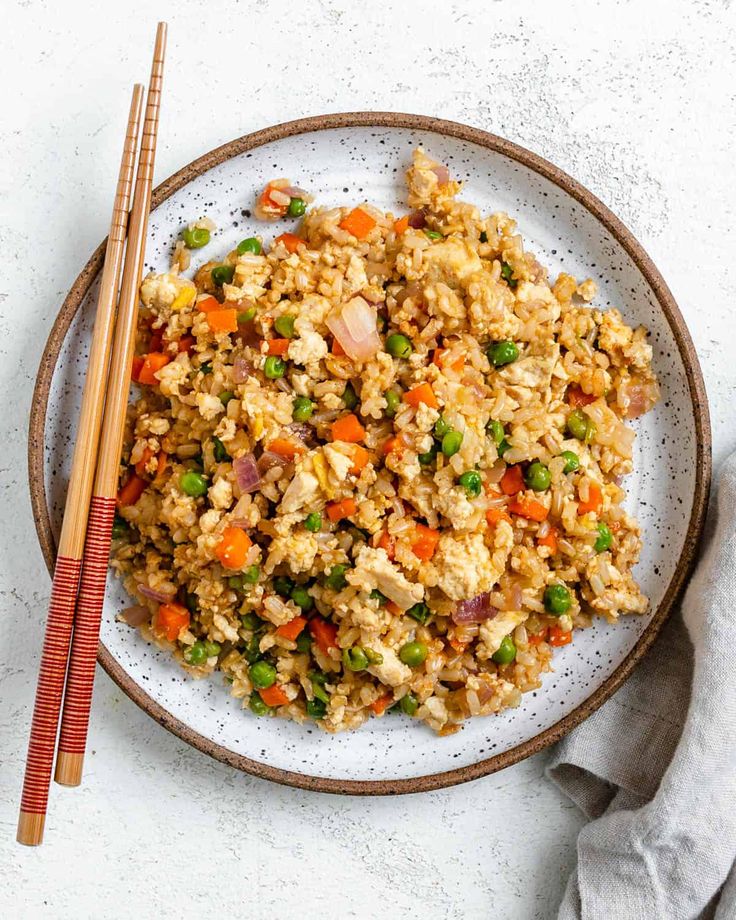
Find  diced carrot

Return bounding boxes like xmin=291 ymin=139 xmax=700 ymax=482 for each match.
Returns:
xmin=370 ymin=693 xmax=393 ymax=716
xmin=385 ymin=601 xmax=402 ymax=616
xmin=548 ymin=625 xmax=573 ymax=647
xmin=567 ymin=385 xmax=596 ymax=408
xmin=154 ymin=602 xmax=190 ymax=643
xmin=349 ymin=444 xmax=370 ymax=475
xmin=412 ymin=523 xmax=440 ymax=561
xmin=577 ymin=482 xmax=603 ymax=516
xmin=508 ymin=497 xmax=549 ymax=522
xmin=259 ymin=683 xmax=290 ymax=707
xmin=610 ymin=521 xmax=622 ymax=533
xmin=403 ymin=382 xmax=438 ymax=409
xmin=326 ymin=498 xmax=357 ymax=523
xmin=432 ymin=347 xmax=464 ymax=372
xmin=266 ymin=338 xmax=290 ymax=356
xmin=131 ymin=355 xmax=144 ymax=382
xmin=267 ymin=438 xmax=303 ymax=460
xmin=154 ymin=451 xmax=168 ymax=481
xmin=394 ymin=215 xmax=410 ymax=234
xmin=486 ymin=507 xmax=512 ymax=527
xmin=308 ymin=617 xmax=338 ymax=654
xmin=331 ymin=337 xmax=346 ymax=356
xmin=537 ymin=526 xmax=558 ymax=553
xmin=134 ymin=446 xmax=154 ymax=478
xmin=382 ymin=435 xmax=403 ymax=456
xmin=275 ymin=616 xmax=308 ymax=641
xmin=137 ymin=352 xmax=171 ymax=386
xmin=331 ymin=413 xmax=366 ymax=443
xmin=528 ymin=628 xmax=548 ymax=647
xmin=448 ymin=636 xmax=467 ymax=653
xmin=177 ymin=335 xmax=196 ymax=354
xmin=339 ymin=207 xmax=377 ymax=240
xmin=117 ymin=472 xmax=146 ymax=507
xmin=259 ymin=183 xmax=289 ymax=214
xmin=215 ymin=526 xmax=252 ymax=570
xmin=196 ymin=295 xmax=221 ymax=314
xmin=377 ymin=529 xmax=396 ymax=560
xmin=274 ymin=232 xmax=303 ymax=254
xmin=432 ymin=347 xmax=445 ymax=367
xmin=207 ymin=308 xmax=238 ymax=334
xmin=500 ymin=464 xmax=525 ymax=495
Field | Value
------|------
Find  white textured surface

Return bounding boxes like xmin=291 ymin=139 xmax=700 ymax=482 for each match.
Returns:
xmin=2 ymin=1 xmax=735 ymax=918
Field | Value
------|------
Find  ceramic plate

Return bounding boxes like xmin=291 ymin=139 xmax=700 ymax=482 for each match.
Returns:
xmin=29 ymin=113 xmax=710 ymax=793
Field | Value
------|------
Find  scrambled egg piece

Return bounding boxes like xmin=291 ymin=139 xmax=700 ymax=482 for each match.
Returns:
xmin=347 ymin=546 xmax=424 ymax=611
xmin=478 ymin=610 xmax=527 ymax=658
xmin=432 ymin=527 xmax=511 ymax=601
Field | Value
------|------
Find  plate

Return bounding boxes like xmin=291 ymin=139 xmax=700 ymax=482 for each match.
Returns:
xmin=29 ymin=113 xmax=710 ymax=793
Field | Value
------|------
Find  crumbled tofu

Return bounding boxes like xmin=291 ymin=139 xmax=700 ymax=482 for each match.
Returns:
xmin=196 ymin=392 xmax=225 ymax=421
xmin=433 ymin=530 xmax=507 ymax=601
xmin=288 ymin=326 xmax=328 ymax=366
xmin=347 ymin=546 xmax=424 ymax=610
xmin=366 ymin=642 xmax=412 ymax=687
xmin=478 ymin=610 xmax=527 ymax=658
xmin=208 ymin=477 xmax=233 ymax=511
xmin=265 ymin=531 xmax=320 ymax=574
xmin=280 ymin=469 xmax=320 ymax=513
xmin=198 ymin=508 xmax=222 ymax=534
xmin=156 ymin=356 xmax=190 ymax=398
xmin=323 ymin=444 xmax=353 ymax=482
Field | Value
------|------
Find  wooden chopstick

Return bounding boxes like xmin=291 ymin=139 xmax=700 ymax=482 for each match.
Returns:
xmin=17 ymin=84 xmax=145 ymax=847
xmin=54 ymin=22 xmax=167 ymax=790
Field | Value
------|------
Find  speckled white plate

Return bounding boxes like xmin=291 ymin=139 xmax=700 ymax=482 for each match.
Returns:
xmin=30 ymin=113 xmax=710 ymax=793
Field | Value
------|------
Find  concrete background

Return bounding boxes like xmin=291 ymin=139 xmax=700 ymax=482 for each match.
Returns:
xmin=2 ymin=1 xmax=735 ymax=917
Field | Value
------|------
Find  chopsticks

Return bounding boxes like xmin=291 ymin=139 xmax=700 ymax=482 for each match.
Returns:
xmin=17 ymin=23 xmax=167 ymax=846
xmin=54 ymin=21 xmax=166 ymax=789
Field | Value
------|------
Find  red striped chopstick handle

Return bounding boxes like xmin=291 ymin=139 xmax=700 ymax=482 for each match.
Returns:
xmin=55 ymin=496 xmax=117 ymax=782
xmin=18 ymin=556 xmax=82 ymax=820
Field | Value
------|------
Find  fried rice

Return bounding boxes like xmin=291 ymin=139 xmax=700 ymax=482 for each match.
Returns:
xmin=111 ymin=148 xmax=659 ymax=735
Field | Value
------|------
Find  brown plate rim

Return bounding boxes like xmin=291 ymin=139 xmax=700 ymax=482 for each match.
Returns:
xmin=28 ymin=111 xmax=711 ymax=795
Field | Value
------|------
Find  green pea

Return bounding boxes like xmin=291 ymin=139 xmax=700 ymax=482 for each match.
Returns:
xmin=525 ymin=461 xmax=551 ymax=492
xmin=243 ymin=634 xmax=262 ymax=664
xmin=567 ymin=409 xmax=596 ymax=443
xmin=249 ymin=693 xmax=272 ymax=716
xmin=211 ymin=436 xmax=230 ymax=463
xmin=309 ymin=671 xmax=330 ymax=704
xmin=199 ymin=362 xmax=212 ymax=375
xmin=229 ymin=575 xmax=245 ymax=592
xmin=287 ymin=197 xmax=306 ymax=218
xmin=241 ymin=611 xmax=261 ymax=630
xmin=434 ymin=415 xmax=451 ymax=439
xmin=424 ymin=229 xmax=443 ymax=240
xmin=325 ymin=564 xmax=348 ymax=591
xmin=306 ymin=697 xmax=327 ymax=719
xmin=203 ymin=641 xmax=221 ymax=658
xmin=184 ymin=592 xmax=199 ymax=615
xmin=264 ymin=356 xmax=286 ymax=378
xmin=237 ymin=306 xmax=257 ymax=324
xmin=418 ymin=446 xmax=438 ymax=466
xmin=384 ymin=389 xmax=400 ymax=418
xmin=342 ymin=382 xmax=359 ymax=410
xmin=184 ymin=641 xmax=207 ymax=665
xmin=273 ymin=575 xmax=294 ymax=597
xmin=243 ymin=565 xmax=260 ymax=584
xmin=274 ymin=314 xmax=296 ymax=338
xmin=500 ymin=261 xmax=518 ymax=289
xmin=487 ymin=419 xmax=505 ymax=446
xmin=594 ymin=522 xmax=613 ymax=553
xmin=182 ymin=226 xmax=210 ymax=249
xmin=370 ymin=589 xmax=387 ymax=606
xmin=290 ymin=585 xmax=314 ymax=612
xmin=364 ymin=648 xmax=384 ymax=665
xmin=458 ymin=470 xmax=482 ymax=497
xmin=479 ymin=230 xmax=488 ymax=243
xmin=249 ymin=660 xmax=277 ymax=689
xmin=406 ymin=602 xmax=430 ymax=625
xmin=343 ymin=647 xmax=369 ymax=671
xmin=543 ymin=584 xmax=572 ymax=616
xmin=441 ymin=429 xmax=463 ymax=458
xmin=492 ymin=635 xmax=517 ymax=665
xmin=180 ymin=470 xmax=208 ymax=497
xmin=487 ymin=340 xmax=520 ymax=367
xmin=111 ymin=513 xmax=129 ymax=540
xmin=304 ymin=512 xmax=322 ymax=533
xmin=296 ymin=632 xmax=312 ymax=654
xmin=560 ymin=450 xmax=580 ymax=473
xmin=399 ymin=641 xmax=428 ymax=667
xmin=400 ymin=693 xmax=419 ymax=716
xmin=386 ymin=333 xmax=413 ymax=359
xmin=211 ymin=264 xmax=235 ymax=286
xmin=293 ymin=396 xmax=315 ymax=422
xmin=219 ymin=390 xmax=234 ymax=406
xmin=237 ymin=237 xmax=262 ymax=256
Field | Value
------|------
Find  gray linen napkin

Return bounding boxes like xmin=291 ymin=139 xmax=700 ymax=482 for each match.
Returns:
xmin=547 ymin=450 xmax=736 ymax=920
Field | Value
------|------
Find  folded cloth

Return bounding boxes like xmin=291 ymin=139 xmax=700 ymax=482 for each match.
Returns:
xmin=547 ymin=450 xmax=736 ymax=920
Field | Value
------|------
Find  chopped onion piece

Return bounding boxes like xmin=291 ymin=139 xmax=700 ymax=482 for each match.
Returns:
xmin=137 ymin=583 xmax=176 ymax=603
xmin=453 ymin=592 xmax=499 ymax=624
xmin=327 ymin=298 xmax=381 ymax=362
xmin=233 ymin=453 xmax=261 ymax=493
xmin=119 ymin=605 xmax=149 ymax=627
xmin=431 ymin=165 xmax=450 ymax=185
xmin=233 ymin=357 xmax=252 ymax=383
xmin=257 ymin=450 xmax=289 ymax=475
